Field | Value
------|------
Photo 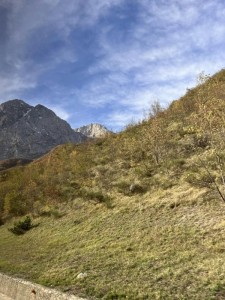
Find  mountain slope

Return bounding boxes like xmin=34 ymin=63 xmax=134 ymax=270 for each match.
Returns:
xmin=1 ymin=70 xmax=225 ymax=299
xmin=0 ymin=99 xmax=86 ymax=160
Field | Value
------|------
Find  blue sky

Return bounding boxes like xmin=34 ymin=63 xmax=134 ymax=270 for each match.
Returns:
xmin=1 ymin=0 xmax=225 ymax=131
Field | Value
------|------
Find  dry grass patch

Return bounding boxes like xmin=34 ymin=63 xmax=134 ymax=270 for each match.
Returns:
xmin=1 ymin=188 xmax=225 ymax=299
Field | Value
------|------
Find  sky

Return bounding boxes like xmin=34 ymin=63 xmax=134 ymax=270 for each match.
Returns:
xmin=0 ymin=0 xmax=225 ymax=131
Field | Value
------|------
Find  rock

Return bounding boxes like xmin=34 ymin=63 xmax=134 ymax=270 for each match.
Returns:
xmin=76 ymin=272 xmax=87 ymax=279
xmin=0 ymin=99 xmax=87 ymax=160
xmin=74 ymin=123 xmax=111 ymax=138
xmin=129 ymin=184 xmax=136 ymax=193
xmin=129 ymin=183 xmax=145 ymax=194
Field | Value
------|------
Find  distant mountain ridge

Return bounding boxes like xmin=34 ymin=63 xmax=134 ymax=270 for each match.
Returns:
xmin=74 ymin=123 xmax=111 ymax=138
xmin=0 ymin=99 xmax=86 ymax=160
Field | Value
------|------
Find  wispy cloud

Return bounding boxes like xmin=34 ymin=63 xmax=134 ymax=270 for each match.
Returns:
xmin=74 ymin=0 xmax=225 ymax=128
xmin=106 ymin=110 xmax=139 ymax=129
xmin=0 ymin=74 xmax=37 ymax=102
xmin=0 ymin=0 xmax=125 ymax=97
xmin=1 ymin=0 xmax=225 ymax=130
xmin=48 ymin=105 xmax=71 ymax=121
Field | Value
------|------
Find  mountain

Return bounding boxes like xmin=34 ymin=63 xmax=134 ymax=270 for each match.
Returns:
xmin=74 ymin=123 xmax=111 ymax=138
xmin=0 ymin=99 xmax=86 ymax=160
xmin=2 ymin=70 xmax=225 ymax=299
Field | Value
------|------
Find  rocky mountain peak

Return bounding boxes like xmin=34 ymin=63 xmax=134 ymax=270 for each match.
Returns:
xmin=0 ymin=99 xmax=87 ymax=160
xmin=0 ymin=99 xmax=29 ymax=108
xmin=34 ymin=104 xmax=53 ymax=112
xmin=74 ymin=123 xmax=111 ymax=138
xmin=0 ymin=99 xmax=32 ymax=128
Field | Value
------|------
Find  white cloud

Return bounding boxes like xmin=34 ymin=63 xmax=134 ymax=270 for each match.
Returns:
xmin=106 ymin=111 xmax=141 ymax=128
xmin=1 ymin=0 xmax=225 ymax=130
xmin=0 ymin=74 xmax=37 ymax=101
xmin=1 ymin=0 xmax=125 ymax=97
xmin=47 ymin=105 xmax=70 ymax=121
xmin=81 ymin=0 xmax=225 ymax=127
xmin=6 ymin=0 xmax=125 ymax=49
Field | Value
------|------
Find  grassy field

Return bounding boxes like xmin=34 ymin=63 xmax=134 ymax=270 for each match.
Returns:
xmin=1 ymin=185 xmax=225 ymax=299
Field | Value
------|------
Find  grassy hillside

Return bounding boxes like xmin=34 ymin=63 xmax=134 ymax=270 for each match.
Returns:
xmin=1 ymin=69 xmax=225 ymax=299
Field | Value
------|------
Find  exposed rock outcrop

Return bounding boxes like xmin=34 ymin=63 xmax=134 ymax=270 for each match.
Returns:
xmin=0 ymin=99 xmax=86 ymax=160
xmin=74 ymin=123 xmax=111 ymax=138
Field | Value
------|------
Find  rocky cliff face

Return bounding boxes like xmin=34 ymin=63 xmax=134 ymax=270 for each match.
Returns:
xmin=74 ymin=123 xmax=111 ymax=138
xmin=0 ymin=99 xmax=86 ymax=160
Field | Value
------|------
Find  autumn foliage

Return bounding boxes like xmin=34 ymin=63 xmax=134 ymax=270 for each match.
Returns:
xmin=2 ymin=69 xmax=225 ymax=220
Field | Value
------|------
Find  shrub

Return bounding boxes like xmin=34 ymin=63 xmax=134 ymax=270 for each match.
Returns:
xmin=193 ymin=133 xmax=209 ymax=148
xmin=129 ymin=183 xmax=147 ymax=194
xmin=50 ymin=209 xmax=65 ymax=219
xmin=81 ymin=188 xmax=112 ymax=208
xmin=116 ymin=181 xmax=131 ymax=194
xmin=0 ymin=217 xmax=4 ymax=226
xmin=116 ymin=180 xmax=147 ymax=195
xmin=9 ymin=216 xmax=34 ymax=235
xmin=105 ymin=291 xmax=128 ymax=299
xmin=184 ymin=171 xmax=214 ymax=188
xmin=160 ymin=179 xmax=175 ymax=190
xmin=38 ymin=206 xmax=65 ymax=218
xmin=4 ymin=191 xmax=27 ymax=217
xmin=134 ymin=166 xmax=154 ymax=178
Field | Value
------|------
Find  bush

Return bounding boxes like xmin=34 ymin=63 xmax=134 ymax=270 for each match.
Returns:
xmin=116 ymin=181 xmax=131 ymax=195
xmin=129 ymin=183 xmax=147 ymax=194
xmin=38 ymin=206 xmax=65 ymax=218
xmin=0 ymin=217 xmax=4 ymax=226
xmin=81 ymin=188 xmax=113 ymax=208
xmin=105 ymin=291 xmax=129 ymax=299
xmin=116 ymin=181 xmax=147 ymax=195
xmin=134 ymin=165 xmax=154 ymax=178
xmin=9 ymin=216 xmax=34 ymax=235
xmin=193 ymin=133 xmax=209 ymax=148
xmin=184 ymin=171 xmax=213 ymax=188
xmin=160 ymin=179 xmax=175 ymax=190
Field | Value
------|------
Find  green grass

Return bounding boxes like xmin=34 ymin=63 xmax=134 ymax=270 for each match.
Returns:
xmin=1 ymin=187 xmax=225 ymax=299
